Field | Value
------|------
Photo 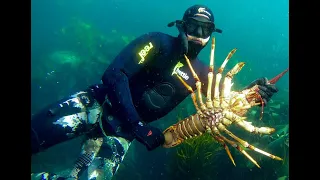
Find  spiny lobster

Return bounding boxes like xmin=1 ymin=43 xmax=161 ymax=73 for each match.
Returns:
xmin=163 ymin=37 xmax=288 ymax=168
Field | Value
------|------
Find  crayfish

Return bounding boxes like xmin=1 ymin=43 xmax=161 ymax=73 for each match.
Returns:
xmin=163 ymin=37 xmax=288 ymax=168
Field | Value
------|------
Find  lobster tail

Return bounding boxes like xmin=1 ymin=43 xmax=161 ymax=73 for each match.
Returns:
xmin=163 ymin=114 xmax=207 ymax=148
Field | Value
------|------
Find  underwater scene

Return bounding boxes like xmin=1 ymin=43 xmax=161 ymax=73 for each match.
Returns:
xmin=31 ymin=0 xmax=289 ymax=180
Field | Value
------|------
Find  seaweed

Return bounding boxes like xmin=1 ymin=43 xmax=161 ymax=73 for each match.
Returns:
xmin=167 ymin=133 xmax=223 ymax=180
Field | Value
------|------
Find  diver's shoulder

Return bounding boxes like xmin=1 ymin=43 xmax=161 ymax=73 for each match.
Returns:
xmin=145 ymin=32 xmax=175 ymax=37
xmin=140 ymin=32 xmax=176 ymax=41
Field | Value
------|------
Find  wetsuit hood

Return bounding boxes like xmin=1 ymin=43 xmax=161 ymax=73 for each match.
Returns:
xmin=167 ymin=5 xmax=222 ymax=58
xmin=167 ymin=20 xmax=206 ymax=58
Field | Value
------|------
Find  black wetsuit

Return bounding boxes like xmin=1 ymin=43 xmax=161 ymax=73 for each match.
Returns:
xmin=31 ymin=32 xmax=210 ymax=155
xmin=102 ymin=32 xmax=208 ymax=123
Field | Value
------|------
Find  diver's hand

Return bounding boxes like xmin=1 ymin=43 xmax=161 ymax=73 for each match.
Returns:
xmin=132 ymin=123 xmax=165 ymax=151
xmin=243 ymin=77 xmax=278 ymax=105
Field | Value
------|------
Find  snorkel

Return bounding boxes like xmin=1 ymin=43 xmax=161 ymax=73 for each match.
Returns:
xmin=167 ymin=20 xmax=189 ymax=54
xmin=167 ymin=19 xmax=222 ymax=57
xmin=167 ymin=5 xmax=222 ymax=56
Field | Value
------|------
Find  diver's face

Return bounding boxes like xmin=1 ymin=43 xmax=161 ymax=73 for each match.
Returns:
xmin=185 ymin=18 xmax=215 ymax=46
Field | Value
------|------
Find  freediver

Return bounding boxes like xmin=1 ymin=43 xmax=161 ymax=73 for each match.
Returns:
xmin=31 ymin=4 xmax=278 ymax=180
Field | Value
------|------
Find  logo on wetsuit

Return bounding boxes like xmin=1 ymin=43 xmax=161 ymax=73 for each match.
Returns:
xmin=138 ymin=42 xmax=153 ymax=64
xmin=198 ymin=7 xmax=211 ymax=17
xmin=171 ymin=61 xmax=189 ymax=80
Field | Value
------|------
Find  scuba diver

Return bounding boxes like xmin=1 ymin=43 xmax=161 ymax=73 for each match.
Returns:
xmin=31 ymin=5 xmax=278 ymax=180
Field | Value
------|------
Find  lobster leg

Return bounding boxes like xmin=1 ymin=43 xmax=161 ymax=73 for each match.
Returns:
xmin=213 ymin=48 xmax=237 ymax=108
xmin=218 ymin=124 xmax=282 ymax=161
xmin=220 ymin=62 xmax=246 ymax=108
xmin=210 ymin=127 xmax=236 ymax=166
xmin=184 ymin=54 xmax=206 ymax=111
xmin=235 ymin=119 xmax=275 ymax=134
xmin=231 ymin=92 xmax=259 ymax=110
xmin=218 ymin=134 xmax=261 ymax=168
xmin=206 ymin=37 xmax=215 ymax=109
xmin=223 ymin=110 xmax=275 ymax=134
xmin=175 ymin=75 xmax=202 ymax=114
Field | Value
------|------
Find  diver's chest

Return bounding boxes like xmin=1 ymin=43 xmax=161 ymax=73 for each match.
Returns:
xmin=144 ymin=58 xmax=197 ymax=90
xmin=135 ymin=59 xmax=198 ymax=110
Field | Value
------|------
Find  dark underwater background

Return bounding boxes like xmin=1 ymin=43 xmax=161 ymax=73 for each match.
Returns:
xmin=31 ymin=0 xmax=289 ymax=179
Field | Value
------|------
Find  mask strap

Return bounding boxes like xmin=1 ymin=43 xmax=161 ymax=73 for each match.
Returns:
xmin=167 ymin=20 xmax=188 ymax=54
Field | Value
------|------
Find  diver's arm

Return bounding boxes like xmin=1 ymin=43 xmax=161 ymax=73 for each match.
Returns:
xmin=101 ymin=32 xmax=162 ymax=126
xmin=102 ymin=70 xmax=141 ymax=126
xmin=101 ymin=33 xmax=166 ymax=151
